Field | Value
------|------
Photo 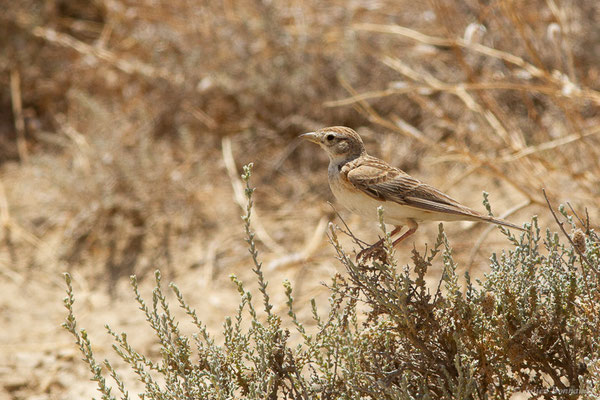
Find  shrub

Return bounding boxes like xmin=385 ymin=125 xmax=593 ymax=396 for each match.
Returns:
xmin=63 ymin=164 xmax=599 ymax=399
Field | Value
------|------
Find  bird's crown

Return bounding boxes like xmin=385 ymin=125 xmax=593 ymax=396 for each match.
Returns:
xmin=315 ymin=126 xmax=363 ymax=143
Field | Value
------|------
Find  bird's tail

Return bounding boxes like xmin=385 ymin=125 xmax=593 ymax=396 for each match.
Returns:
xmin=481 ymin=215 xmax=527 ymax=231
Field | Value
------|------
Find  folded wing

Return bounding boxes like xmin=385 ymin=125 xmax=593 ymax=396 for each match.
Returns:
xmin=346 ymin=157 xmax=489 ymax=219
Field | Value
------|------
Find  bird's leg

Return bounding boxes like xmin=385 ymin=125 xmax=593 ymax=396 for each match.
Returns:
xmin=356 ymin=225 xmax=403 ymax=261
xmin=392 ymin=220 xmax=418 ymax=247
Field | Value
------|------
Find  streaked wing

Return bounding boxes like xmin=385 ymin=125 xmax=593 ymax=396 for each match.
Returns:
xmin=345 ymin=156 xmax=482 ymax=218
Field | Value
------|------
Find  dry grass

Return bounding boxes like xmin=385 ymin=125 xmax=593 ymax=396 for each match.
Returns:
xmin=0 ymin=0 xmax=599 ymax=398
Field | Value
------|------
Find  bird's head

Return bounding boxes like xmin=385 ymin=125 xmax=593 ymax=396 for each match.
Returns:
xmin=300 ymin=126 xmax=366 ymax=162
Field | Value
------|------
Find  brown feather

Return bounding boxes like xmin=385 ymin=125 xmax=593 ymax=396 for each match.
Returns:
xmin=345 ymin=155 xmax=525 ymax=231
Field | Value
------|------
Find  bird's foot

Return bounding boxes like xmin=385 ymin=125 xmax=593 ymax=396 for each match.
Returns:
xmin=356 ymin=243 xmax=388 ymax=263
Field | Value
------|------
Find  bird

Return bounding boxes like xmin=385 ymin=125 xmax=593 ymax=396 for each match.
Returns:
xmin=300 ymin=126 xmax=525 ymax=260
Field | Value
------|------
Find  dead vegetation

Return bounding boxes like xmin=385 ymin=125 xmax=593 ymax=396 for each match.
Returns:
xmin=0 ymin=0 xmax=599 ymax=398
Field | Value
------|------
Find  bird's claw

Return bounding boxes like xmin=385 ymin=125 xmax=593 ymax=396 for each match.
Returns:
xmin=356 ymin=244 xmax=388 ymax=263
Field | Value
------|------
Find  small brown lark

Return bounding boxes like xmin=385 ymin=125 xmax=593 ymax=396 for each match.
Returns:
xmin=301 ymin=126 xmax=525 ymax=259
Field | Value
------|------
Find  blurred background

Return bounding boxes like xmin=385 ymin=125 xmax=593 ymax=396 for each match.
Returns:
xmin=1 ymin=0 xmax=599 ymax=398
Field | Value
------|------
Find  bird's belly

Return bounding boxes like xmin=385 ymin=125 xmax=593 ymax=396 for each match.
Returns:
xmin=329 ymin=176 xmax=411 ymax=224
xmin=332 ymin=187 xmax=380 ymax=218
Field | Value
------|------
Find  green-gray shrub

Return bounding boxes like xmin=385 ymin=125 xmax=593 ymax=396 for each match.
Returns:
xmin=63 ymin=164 xmax=600 ymax=399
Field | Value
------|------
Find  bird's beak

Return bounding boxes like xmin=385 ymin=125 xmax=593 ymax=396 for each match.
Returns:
xmin=299 ymin=132 xmax=320 ymax=144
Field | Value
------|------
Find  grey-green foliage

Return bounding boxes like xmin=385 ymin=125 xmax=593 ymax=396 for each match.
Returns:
xmin=63 ymin=164 xmax=600 ymax=399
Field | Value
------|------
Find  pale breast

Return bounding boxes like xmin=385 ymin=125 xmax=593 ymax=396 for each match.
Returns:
xmin=328 ymin=162 xmax=391 ymax=221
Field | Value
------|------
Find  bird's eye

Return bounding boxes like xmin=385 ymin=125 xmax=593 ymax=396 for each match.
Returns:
xmin=326 ymin=134 xmax=335 ymax=141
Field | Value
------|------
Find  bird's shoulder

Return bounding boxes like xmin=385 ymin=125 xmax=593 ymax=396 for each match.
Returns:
xmin=340 ymin=155 xmax=418 ymax=202
xmin=341 ymin=155 xmax=406 ymax=180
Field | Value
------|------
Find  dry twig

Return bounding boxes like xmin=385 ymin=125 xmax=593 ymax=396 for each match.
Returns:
xmin=353 ymin=22 xmax=600 ymax=105
xmin=10 ymin=69 xmax=28 ymax=162
xmin=468 ymin=199 xmax=532 ymax=270
xmin=542 ymin=189 xmax=598 ymax=274
xmin=267 ymin=216 xmax=329 ymax=271
xmin=30 ymin=26 xmax=184 ymax=85
xmin=222 ymin=137 xmax=285 ymax=254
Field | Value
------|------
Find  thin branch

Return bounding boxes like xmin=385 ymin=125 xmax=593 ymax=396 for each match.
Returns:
xmin=30 ymin=25 xmax=184 ymax=85
xmin=324 ymin=82 xmax=571 ymax=109
xmin=352 ymin=22 xmax=600 ymax=106
xmin=542 ymin=189 xmax=598 ymax=274
xmin=503 ymin=126 xmax=600 ymax=162
xmin=222 ymin=137 xmax=286 ymax=254
xmin=382 ymin=57 xmax=522 ymax=151
xmin=266 ymin=216 xmax=329 ymax=270
xmin=468 ymin=200 xmax=532 ymax=270
xmin=10 ymin=69 xmax=28 ymax=162
xmin=327 ymin=202 xmax=369 ymax=248
xmin=566 ymin=202 xmax=586 ymax=229
xmin=337 ymin=75 xmax=435 ymax=146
